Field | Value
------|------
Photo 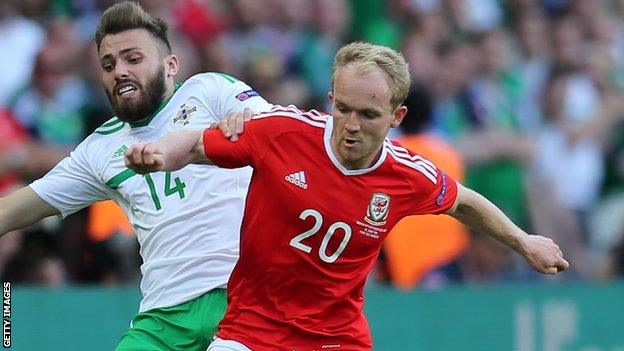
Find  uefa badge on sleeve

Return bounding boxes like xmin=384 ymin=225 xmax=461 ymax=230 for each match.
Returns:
xmin=365 ymin=193 xmax=390 ymax=226
xmin=235 ymin=89 xmax=259 ymax=101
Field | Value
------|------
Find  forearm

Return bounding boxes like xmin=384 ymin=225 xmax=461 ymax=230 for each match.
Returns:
xmin=448 ymin=184 xmax=569 ymax=274
xmin=449 ymin=185 xmax=527 ymax=254
xmin=0 ymin=187 xmax=59 ymax=236
xmin=157 ymin=130 xmax=209 ymax=171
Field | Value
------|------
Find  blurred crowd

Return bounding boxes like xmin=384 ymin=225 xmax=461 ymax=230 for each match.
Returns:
xmin=1 ymin=0 xmax=623 ymax=288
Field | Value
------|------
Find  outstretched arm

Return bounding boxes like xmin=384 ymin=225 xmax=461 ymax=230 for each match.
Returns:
xmin=447 ymin=183 xmax=569 ymax=274
xmin=125 ymin=129 xmax=212 ymax=174
xmin=0 ymin=187 xmax=60 ymax=236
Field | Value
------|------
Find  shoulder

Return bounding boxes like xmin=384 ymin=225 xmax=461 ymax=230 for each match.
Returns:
xmin=253 ymin=105 xmax=329 ymax=130
xmin=232 ymin=105 xmax=328 ymax=145
xmin=179 ymin=72 xmax=259 ymax=102
xmin=183 ymin=72 xmax=245 ymax=90
xmin=384 ymin=139 xmax=439 ymax=186
xmin=85 ymin=117 xmax=130 ymax=153
xmin=93 ymin=117 xmax=126 ymax=136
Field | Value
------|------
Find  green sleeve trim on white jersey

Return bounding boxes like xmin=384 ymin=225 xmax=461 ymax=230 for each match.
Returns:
xmin=106 ymin=168 xmax=137 ymax=189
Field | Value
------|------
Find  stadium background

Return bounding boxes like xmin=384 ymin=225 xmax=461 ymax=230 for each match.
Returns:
xmin=1 ymin=0 xmax=623 ymax=349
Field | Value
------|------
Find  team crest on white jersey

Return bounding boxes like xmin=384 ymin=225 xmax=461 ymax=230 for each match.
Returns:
xmin=365 ymin=193 xmax=390 ymax=226
xmin=173 ymin=103 xmax=197 ymax=125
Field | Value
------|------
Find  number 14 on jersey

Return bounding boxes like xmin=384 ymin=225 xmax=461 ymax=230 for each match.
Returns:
xmin=143 ymin=172 xmax=186 ymax=210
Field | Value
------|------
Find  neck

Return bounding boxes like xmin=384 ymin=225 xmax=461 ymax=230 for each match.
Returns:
xmin=163 ymin=80 xmax=175 ymax=101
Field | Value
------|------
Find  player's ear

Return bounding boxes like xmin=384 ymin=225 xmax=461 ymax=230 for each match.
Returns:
xmin=328 ymin=91 xmax=334 ymax=103
xmin=390 ymin=105 xmax=407 ymax=128
xmin=165 ymin=54 xmax=179 ymax=78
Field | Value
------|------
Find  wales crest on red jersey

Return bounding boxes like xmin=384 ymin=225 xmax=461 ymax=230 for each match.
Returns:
xmin=365 ymin=193 xmax=390 ymax=226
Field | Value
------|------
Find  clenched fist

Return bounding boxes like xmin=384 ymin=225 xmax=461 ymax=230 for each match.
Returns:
xmin=520 ymin=235 xmax=569 ymax=274
xmin=124 ymin=142 xmax=165 ymax=174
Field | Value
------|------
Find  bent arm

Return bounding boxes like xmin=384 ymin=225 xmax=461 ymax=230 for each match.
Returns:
xmin=0 ymin=187 xmax=60 ymax=236
xmin=447 ymin=183 xmax=569 ymax=274
xmin=125 ymin=129 xmax=212 ymax=174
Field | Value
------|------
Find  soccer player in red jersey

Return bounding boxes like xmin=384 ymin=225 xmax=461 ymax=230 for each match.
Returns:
xmin=125 ymin=42 xmax=569 ymax=351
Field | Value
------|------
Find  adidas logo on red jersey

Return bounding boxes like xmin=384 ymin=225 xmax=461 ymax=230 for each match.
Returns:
xmin=285 ymin=171 xmax=308 ymax=189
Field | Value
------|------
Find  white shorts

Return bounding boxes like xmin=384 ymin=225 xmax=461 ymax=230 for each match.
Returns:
xmin=207 ymin=337 xmax=253 ymax=351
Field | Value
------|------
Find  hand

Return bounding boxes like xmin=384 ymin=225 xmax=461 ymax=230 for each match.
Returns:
xmin=124 ymin=141 xmax=164 ymax=174
xmin=520 ymin=235 xmax=570 ymax=274
xmin=209 ymin=108 xmax=254 ymax=142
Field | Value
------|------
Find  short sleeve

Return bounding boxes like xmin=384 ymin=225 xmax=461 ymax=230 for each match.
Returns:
xmin=202 ymin=114 xmax=292 ymax=169
xmin=391 ymin=141 xmax=458 ymax=215
xmin=29 ymin=141 xmax=110 ymax=218
xmin=219 ymin=78 xmax=274 ymax=115
xmin=194 ymin=73 xmax=273 ymax=124
xmin=411 ymin=169 xmax=458 ymax=215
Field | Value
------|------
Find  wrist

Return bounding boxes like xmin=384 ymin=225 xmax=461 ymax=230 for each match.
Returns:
xmin=513 ymin=232 xmax=531 ymax=257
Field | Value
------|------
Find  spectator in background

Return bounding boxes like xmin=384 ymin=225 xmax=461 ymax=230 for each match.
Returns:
xmin=0 ymin=0 xmax=45 ymax=108
xmin=461 ymin=29 xmax=533 ymax=232
xmin=383 ymin=89 xmax=470 ymax=289
xmin=445 ymin=0 xmax=503 ymax=35
xmin=10 ymin=19 xmax=89 ymax=148
xmin=592 ymin=101 xmax=624 ymax=279
xmin=297 ymin=0 xmax=350 ymax=109
xmin=429 ymin=40 xmax=479 ymax=141
xmin=87 ymin=200 xmax=140 ymax=285
xmin=221 ymin=0 xmax=276 ymax=76
xmin=349 ymin=0 xmax=400 ymax=48
xmin=429 ymin=34 xmax=532 ymax=237
xmin=513 ymin=7 xmax=551 ymax=133
xmin=172 ymin=0 xmax=227 ymax=75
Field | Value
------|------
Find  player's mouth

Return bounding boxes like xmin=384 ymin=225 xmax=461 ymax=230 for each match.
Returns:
xmin=344 ymin=137 xmax=359 ymax=148
xmin=115 ymin=82 xmax=140 ymax=99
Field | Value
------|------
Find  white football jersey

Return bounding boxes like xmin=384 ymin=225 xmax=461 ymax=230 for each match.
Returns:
xmin=30 ymin=72 xmax=273 ymax=312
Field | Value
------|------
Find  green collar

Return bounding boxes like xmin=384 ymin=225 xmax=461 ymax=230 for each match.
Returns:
xmin=129 ymin=83 xmax=182 ymax=128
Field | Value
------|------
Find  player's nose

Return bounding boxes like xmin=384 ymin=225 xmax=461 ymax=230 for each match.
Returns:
xmin=344 ymin=113 xmax=361 ymax=132
xmin=114 ymin=62 xmax=131 ymax=80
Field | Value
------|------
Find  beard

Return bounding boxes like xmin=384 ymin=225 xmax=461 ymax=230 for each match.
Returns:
xmin=106 ymin=68 xmax=166 ymax=123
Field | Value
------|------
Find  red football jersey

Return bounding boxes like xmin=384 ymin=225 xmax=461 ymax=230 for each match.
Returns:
xmin=203 ymin=106 xmax=458 ymax=350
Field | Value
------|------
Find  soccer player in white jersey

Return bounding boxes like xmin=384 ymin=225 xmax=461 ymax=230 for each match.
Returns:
xmin=0 ymin=2 xmax=272 ymax=350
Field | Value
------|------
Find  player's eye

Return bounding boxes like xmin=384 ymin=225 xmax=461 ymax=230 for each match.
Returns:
xmin=128 ymin=57 xmax=141 ymax=64
xmin=102 ymin=64 xmax=114 ymax=72
xmin=337 ymin=106 xmax=349 ymax=113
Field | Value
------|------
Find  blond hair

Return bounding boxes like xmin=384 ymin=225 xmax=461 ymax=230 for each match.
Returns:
xmin=332 ymin=42 xmax=410 ymax=108
xmin=95 ymin=1 xmax=171 ymax=53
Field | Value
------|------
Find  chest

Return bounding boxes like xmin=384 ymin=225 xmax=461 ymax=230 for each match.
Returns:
xmin=97 ymin=102 xmax=239 ymax=222
xmin=249 ymin=137 xmax=416 ymax=262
